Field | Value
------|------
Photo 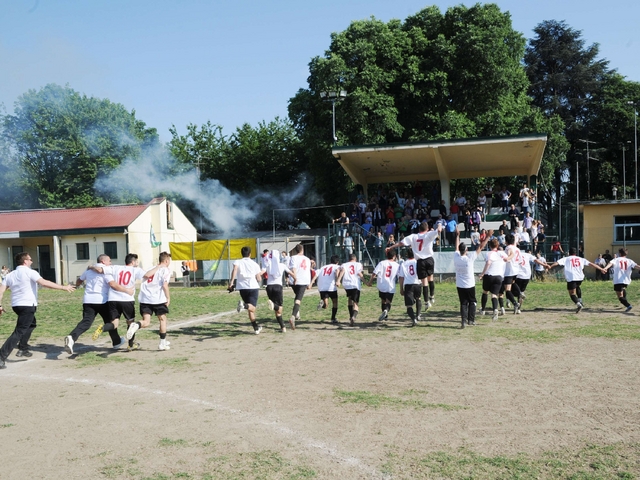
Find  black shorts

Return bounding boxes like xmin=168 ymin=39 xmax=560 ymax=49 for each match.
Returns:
xmin=457 ymin=286 xmax=477 ymax=305
xmin=515 ymin=278 xmax=529 ymax=292
xmin=417 ymin=257 xmax=434 ymax=279
xmin=566 ymin=280 xmax=583 ymax=291
xmin=614 ymin=283 xmax=629 ymax=292
xmin=378 ymin=291 xmax=394 ymax=302
xmin=239 ymin=288 xmax=259 ymax=307
xmin=345 ymin=288 xmax=360 ymax=303
xmin=292 ymin=284 xmax=307 ymax=301
xmin=502 ymin=275 xmax=516 ymax=286
xmin=266 ymin=285 xmax=283 ymax=309
xmin=320 ymin=290 xmax=338 ymax=300
xmin=108 ymin=301 xmax=135 ymax=322
xmin=139 ymin=303 xmax=169 ymax=317
xmin=403 ymin=284 xmax=422 ymax=306
xmin=482 ymin=275 xmax=503 ymax=295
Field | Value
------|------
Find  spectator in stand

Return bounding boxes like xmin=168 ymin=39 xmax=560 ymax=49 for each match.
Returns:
xmin=551 ymin=240 xmax=564 ymax=262
xmin=409 ymin=214 xmax=420 ymax=234
xmin=445 ymin=215 xmax=457 ymax=247
xmin=498 ymin=219 xmax=509 ymax=236
xmin=508 ymin=204 xmax=520 ymax=231
xmin=343 ymin=232 xmax=354 ymax=260
xmin=397 ymin=215 xmax=410 ymax=238
xmin=358 ymin=198 xmax=367 ymax=223
xmin=602 ymin=250 xmax=612 ymax=280
xmin=438 ymin=199 xmax=447 ymax=217
xmin=372 ymin=204 xmax=384 ymax=232
xmin=523 ymin=212 xmax=533 ymax=234
xmin=449 ymin=202 xmax=460 ymax=222
xmin=519 ymin=183 xmax=531 ymax=216
xmin=519 ymin=228 xmax=531 ymax=251
xmin=470 ymin=226 xmax=480 ymax=248
xmin=455 ymin=193 xmax=467 ymax=210
xmin=385 ymin=203 xmax=395 ymax=222
xmin=386 ymin=234 xmax=396 ymax=251
xmin=534 ymin=252 xmax=547 ymax=281
xmin=485 ymin=184 xmax=494 ymax=214
xmin=479 ymin=228 xmax=488 ymax=244
xmin=500 ymin=186 xmax=511 ymax=213
xmin=534 ymin=227 xmax=546 ymax=254
xmin=477 ymin=191 xmax=487 ymax=216
xmin=469 ymin=206 xmax=482 ymax=235
xmin=385 ymin=218 xmax=396 ymax=239
xmin=594 ymin=253 xmax=606 ymax=280
xmin=333 ymin=212 xmax=349 ymax=245
xmin=435 ymin=215 xmax=447 ymax=246
xmin=360 ymin=217 xmax=373 ymax=236
xmin=374 ymin=231 xmax=385 ymax=262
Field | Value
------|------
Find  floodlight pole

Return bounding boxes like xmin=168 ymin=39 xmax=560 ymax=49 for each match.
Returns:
xmin=320 ymin=90 xmax=347 ymax=145
xmin=628 ymin=101 xmax=638 ymax=199
xmin=578 ymin=139 xmax=596 ymax=199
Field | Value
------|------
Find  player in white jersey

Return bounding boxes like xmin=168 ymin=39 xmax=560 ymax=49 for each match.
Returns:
xmin=479 ymin=233 xmax=509 ymax=321
xmin=337 ymin=253 xmax=364 ymax=326
xmin=65 ymin=254 xmax=130 ymax=355
xmin=126 ymin=252 xmax=173 ymax=349
xmin=387 ymin=221 xmax=443 ymax=309
xmin=368 ymin=250 xmax=400 ymax=322
xmin=310 ymin=255 xmax=341 ymax=324
xmin=287 ymin=244 xmax=311 ymax=330
xmin=454 ymin=228 xmax=491 ymax=328
xmin=227 ymin=246 xmax=266 ymax=334
xmin=514 ymin=250 xmax=548 ymax=312
xmin=548 ymin=247 xmax=605 ymax=312
xmin=0 ymin=252 xmax=75 ymax=369
xmin=91 ymin=253 xmax=146 ymax=350
xmin=264 ymin=249 xmax=295 ymax=332
xmin=501 ymin=234 xmax=522 ymax=314
xmin=603 ymin=248 xmax=640 ymax=312
xmin=398 ymin=249 xmax=422 ymax=326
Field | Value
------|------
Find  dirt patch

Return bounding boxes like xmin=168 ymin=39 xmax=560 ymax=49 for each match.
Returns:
xmin=1 ymin=309 xmax=639 ymax=479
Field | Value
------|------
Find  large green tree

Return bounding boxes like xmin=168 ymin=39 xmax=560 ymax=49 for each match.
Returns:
xmin=1 ymin=84 xmax=158 ymax=208
xmin=289 ymin=3 xmax=566 ymax=209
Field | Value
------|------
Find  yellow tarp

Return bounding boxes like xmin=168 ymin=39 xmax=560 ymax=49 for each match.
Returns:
xmin=169 ymin=239 xmax=257 ymax=261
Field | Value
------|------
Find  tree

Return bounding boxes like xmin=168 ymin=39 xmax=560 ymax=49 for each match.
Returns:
xmin=289 ymin=4 xmax=565 ymax=206
xmin=1 ymin=84 xmax=158 ymax=208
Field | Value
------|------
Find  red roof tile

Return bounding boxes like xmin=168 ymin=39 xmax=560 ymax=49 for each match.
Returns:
xmin=0 ymin=204 xmax=148 ymax=233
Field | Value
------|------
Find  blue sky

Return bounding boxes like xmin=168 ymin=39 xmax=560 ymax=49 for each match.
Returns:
xmin=1 ymin=0 xmax=638 ymax=142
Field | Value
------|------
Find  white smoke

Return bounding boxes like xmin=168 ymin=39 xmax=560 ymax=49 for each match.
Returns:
xmin=95 ymin=142 xmax=318 ymax=236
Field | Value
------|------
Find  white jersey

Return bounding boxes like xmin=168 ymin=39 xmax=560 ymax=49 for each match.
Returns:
xmin=103 ymin=265 xmax=145 ymax=302
xmin=557 ymin=256 xmax=590 ymax=282
xmin=80 ymin=264 xmax=110 ymax=304
xmin=373 ymin=260 xmax=400 ymax=293
xmin=401 ymin=230 xmax=439 ymax=259
xmin=484 ymin=250 xmax=508 ymax=277
xmin=266 ymin=261 xmax=290 ymax=286
xmin=316 ymin=264 xmax=340 ymax=292
xmin=138 ymin=266 xmax=171 ymax=304
xmin=341 ymin=261 xmax=363 ymax=290
xmin=233 ymin=257 xmax=261 ymax=290
xmin=4 ymin=266 xmax=41 ymax=307
xmin=517 ymin=252 xmax=535 ymax=279
xmin=454 ymin=251 xmax=478 ymax=288
xmin=504 ymin=245 xmax=522 ymax=277
xmin=399 ymin=259 xmax=420 ymax=285
xmin=609 ymin=257 xmax=637 ymax=285
xmin=288 ymin=255 xmax=311 ymax=286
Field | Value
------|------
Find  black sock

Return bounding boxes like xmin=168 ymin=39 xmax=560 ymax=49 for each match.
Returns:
xmin=576 ymin=286 xmax=582 ymax=299
xmin=422 ymin=286 xmax=429 ymax=302
xmin=407 ymin=307 xmax=415 ymax=320
xmin=103 ymin=323 xmax=115 ymax=332
xmin=570 ymin=294 xmax=579 ymax=304
xmin=251 ymin=321 xmax=259 ymax=331
xmin=428 ymin=281 xmax=435 ymax=298
xmin=381 ymin=302 xmax=386 ymax=312
xmin=499 ymin=297 xmax=504 ymax=308
xmin=511 ymin=283 xmax=521 ymax=297
xmin=348 ymin=305 xmax=354 ymax=318
xmin=481 ymin=293 xmax=488 ymax=310
xmin=619 ymin=297 xmax=631 ymax=307
xmin=292 ymin=304 xmax=300 ymax=317
xmin=331 ymin=307 xmax=338 ymax=320
xmin=276 ymin=315 xmax=284 ymax=328
xmin=491 ymin=297 xmax=498 ymax=310
xmin=159 ymin=332 xmax=167 ymax=339
xmin=416 ymin=299 xmax=422 ymax=316
xmin=128 ymin=333 xmax=136 ymax=347
xmin=506 ymin=291 xmax=517 ymax=304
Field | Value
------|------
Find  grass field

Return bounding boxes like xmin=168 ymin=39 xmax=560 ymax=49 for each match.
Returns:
xmin=2 ymin=279 xmax=640 ymax=479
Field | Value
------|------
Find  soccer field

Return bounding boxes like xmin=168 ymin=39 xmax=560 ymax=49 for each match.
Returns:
xmin=1 ymin=282 xmax=639 ymax=479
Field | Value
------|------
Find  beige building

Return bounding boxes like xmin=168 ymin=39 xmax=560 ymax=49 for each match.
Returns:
xmin=582 ymin=200 xmax=640 ymax=264
xmin=0 ymin=198 xmax=196 ymax=283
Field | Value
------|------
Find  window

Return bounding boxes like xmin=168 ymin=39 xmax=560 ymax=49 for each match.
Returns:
xmin=614 ymin=216 xmax=640 ymax=243
xmin=104 ymin=241 xmax=118 ymax=259
xmin=76 ymin=243 xmax=90 ymax=260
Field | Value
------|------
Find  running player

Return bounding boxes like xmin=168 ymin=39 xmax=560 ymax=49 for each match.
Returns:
xmin=91 ymin=253 xmax=146 ymax=350
xmin=65 ymin=254 xmax=130 ymax=355
xmin=454 ymin=227 xmax=491 ymax=328
xmin=398 ymin=249 xmax=422 ymax=326
xmin=547 ymin=247 xmax=605 ymax=312
xmin=310 ymin=255 xmax=341 ymax=324
xmin=501 ymin=234 xmax=521 ymax=315
xmin=225 ymin=246 xmax=265 ymax=334
xmin=126 ymin=252 xmax=173 ymax=349
xmin=336 ymin=253 xmax=364 ymax=326
xmin=264 ymin=249 xmax=295 ymax=332
xmin=288 ymin=244 xmax=311 ymax=330
xmin=368 ymin=250 xmax=400 ymax=322
xmin=514 ymin=249 xmax=548 ymax=312
xmin=386 ymin=221 xmax=443 ymax=309
xmin=603 ymin=248 xmax=640 ymax=312
xmin=479 ymin=232 xmax=508 ymax=321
